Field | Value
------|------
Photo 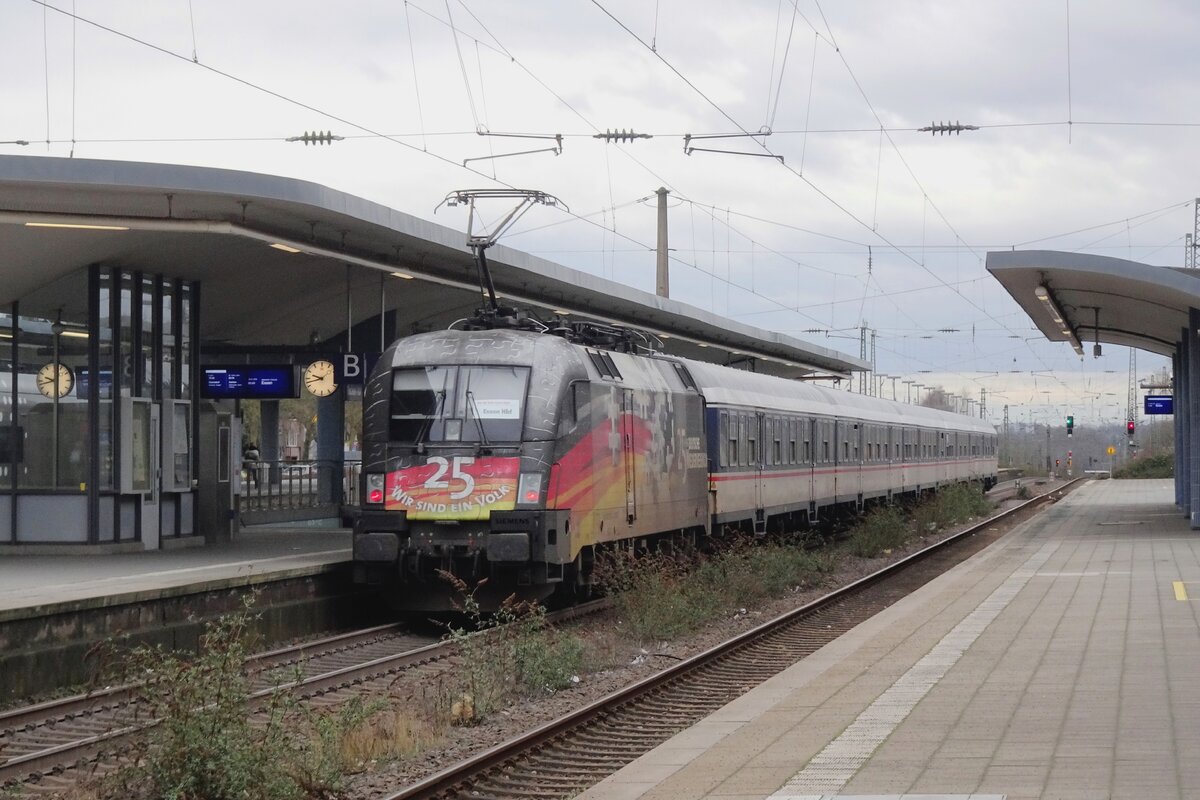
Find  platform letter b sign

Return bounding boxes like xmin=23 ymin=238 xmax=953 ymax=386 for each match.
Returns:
xmin=343 ymin=353 xmax=361 ymax=383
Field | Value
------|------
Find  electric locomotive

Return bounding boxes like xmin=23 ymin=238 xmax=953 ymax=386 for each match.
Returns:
xmin=351 ymin=324 xmax=998 ymax=610
xmin=352 ymin=325 xmax=710 ymax=609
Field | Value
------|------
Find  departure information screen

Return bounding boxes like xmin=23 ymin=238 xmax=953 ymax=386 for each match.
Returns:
xmin=201 ymin=366 xmax=298 ymax=399
xmin=1144 ymin=395 xmax=1173 ymax=415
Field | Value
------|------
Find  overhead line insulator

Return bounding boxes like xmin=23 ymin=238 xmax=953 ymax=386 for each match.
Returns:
xmin=593 ymin=129 xmax=653 ymax=143
xmin=286 ymin=130 xmax=344 ymax=145
xmin=918 ymin=121 xmax=979 ymax=136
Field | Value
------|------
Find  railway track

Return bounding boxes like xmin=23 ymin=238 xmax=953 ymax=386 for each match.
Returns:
xmin=1 ymin=598 xmax=612 ymax=793
xmin=0 ymin=621 xmax=442 ymax=789
xmin=385 ymin=479 xmax=1081 ymax=800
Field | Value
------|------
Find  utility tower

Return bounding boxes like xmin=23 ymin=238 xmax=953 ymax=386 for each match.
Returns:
xmin=1002 ymin=404 xmax=1010 ymax=465
xmin=1189 ymin=199 xmax=1200 ymax=269
xmin=859 ymin=324 xmax=868 ymax=394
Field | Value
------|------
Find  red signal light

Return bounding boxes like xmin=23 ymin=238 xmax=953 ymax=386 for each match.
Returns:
xmin=368 ymin=488 xmax=384 ymax=504
xmin=1127 ymin=420 xmax=1135 ymax=435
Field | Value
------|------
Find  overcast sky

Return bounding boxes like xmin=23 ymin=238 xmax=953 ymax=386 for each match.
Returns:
xmin=4 ymin=0 xmax=1196 ymax=429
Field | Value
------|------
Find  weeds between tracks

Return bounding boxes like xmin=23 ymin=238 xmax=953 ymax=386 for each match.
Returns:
xmin=602 ymin=484 xmax=994 ymax=641
xmin=81 ymin=598 xmax=389 ymax=800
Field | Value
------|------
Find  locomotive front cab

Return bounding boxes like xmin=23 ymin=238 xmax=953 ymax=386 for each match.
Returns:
xmin=353 ymin=330 xmax=585 ymax=606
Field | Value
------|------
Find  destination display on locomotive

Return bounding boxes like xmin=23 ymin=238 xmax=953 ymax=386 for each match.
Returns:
xmin=201 ymin=365 xmax=297 ymax=399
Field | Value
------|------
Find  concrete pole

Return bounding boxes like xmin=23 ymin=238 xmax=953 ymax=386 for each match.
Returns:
xmin=655 ymin=187 xmax=670 ymax=298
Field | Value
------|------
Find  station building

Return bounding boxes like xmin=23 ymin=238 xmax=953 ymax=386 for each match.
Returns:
xmin=0 ymin=155 xmax=866 ymax=550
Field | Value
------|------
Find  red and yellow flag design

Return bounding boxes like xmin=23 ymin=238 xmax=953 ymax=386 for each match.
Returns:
xmin=386 ymin=456 xmax=520 ymax=521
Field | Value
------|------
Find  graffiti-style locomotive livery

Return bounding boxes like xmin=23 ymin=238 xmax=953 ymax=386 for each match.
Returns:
xmin=352 ymin=328 xmax=997 ymax=609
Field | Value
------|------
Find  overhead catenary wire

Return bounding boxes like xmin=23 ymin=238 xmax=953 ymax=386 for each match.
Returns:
xmin=766 ymin=0 xmax=800 ymax=131
xmin=444 ymin=0 xmax=480 ymax=130
xmin=617 ymin=6 xmax=1066 ymax=371
xmin=590 ymin=0 xmax=1075 ymax=396
xmin=186 ymin=0 xmax=198 ymax=62
xmin=435 ymin=0 xmax=879 ymax=323
xmin=404 ymin=1 xmax=429 ymax=151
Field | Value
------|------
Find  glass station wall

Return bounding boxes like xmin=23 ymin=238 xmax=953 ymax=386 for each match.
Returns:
xmin=0 ymin=266 xmax=199 ymax=545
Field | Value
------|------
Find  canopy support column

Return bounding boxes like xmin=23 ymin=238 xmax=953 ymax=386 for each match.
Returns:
xmin=1189 ymin=311 xmax=1200 ymax=527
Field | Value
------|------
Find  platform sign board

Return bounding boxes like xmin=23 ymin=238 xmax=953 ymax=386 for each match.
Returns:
xmin=1144 ymin=395 xmax=1173 ymax=415
xmin=200 ymin=366 xmax=299 ymax=399
xmin=338 ymin=352 xmax=381 ymax=386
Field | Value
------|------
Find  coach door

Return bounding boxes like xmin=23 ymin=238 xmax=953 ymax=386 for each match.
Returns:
xmin=622 ymin=389 xmax=636 ymax=524
xmin=752 ymin=412 xmax=765 ymax=533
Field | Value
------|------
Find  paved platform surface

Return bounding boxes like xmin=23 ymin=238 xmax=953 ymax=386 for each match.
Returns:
xmin=580 ymin=479 xmax=1197 ymax=800
xmin=0 ymin=527 xmax=350 ymax=615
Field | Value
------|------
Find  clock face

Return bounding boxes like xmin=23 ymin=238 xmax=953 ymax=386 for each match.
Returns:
xmin=303 ymin=359 xmax=338 ymax=397
xmin=37 ymin=362 xmax=74 ymax=399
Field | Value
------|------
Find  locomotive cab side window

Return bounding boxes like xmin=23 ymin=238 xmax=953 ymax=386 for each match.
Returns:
xmin=572 ymin=382 xmax=590 ymax=424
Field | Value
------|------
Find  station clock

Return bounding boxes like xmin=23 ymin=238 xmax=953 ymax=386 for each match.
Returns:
xmin=303 ymin=359 xmax=338 ymax=397
xmin=36 ymin=362 xmax=74 ymax=398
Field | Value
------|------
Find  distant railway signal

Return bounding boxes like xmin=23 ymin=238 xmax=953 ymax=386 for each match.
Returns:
xmin=1066 ymin=415 xmax=1074 ymax=437
xmin=1127 ymin=419 xmax=1136 ymax=436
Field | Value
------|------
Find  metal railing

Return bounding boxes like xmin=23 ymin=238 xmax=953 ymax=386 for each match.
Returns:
xmin=240 ymin=459 xmax=362 ymax=511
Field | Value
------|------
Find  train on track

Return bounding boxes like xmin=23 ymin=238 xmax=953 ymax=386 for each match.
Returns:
xmin=351 ymin=323 xmax=998 ymax=610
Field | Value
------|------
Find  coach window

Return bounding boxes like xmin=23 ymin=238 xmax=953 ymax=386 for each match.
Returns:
xmin=773 ymin=420 xmax=782 ymax=465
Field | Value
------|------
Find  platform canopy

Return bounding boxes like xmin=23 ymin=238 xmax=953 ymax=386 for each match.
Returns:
xmin=0 ymin=155 xmax=866 ymax=379
xmin=986 ymin=249 xmax=1200 ymax=357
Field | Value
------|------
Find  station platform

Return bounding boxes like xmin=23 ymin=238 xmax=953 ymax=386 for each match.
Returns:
xmin=0 ymin=526 xmax=350 ymax=618
xmin=581 ymin=478 xmax=1199 ymax=800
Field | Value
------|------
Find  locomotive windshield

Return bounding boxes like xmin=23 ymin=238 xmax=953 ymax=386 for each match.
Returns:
xmin=389 ymin=365 xmax=528 ymax=443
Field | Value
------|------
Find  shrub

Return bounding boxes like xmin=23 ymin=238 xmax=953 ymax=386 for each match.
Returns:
xmin=1113 ymin=453 xmax=1173 ymax=479
xmin=933 ymin=483 xmax=992 ymax=524
xmin=597 ymin=550 xmax=723 ymax=641
xmin=95 ymin=599 xmax=395 ymax=800
xmin=597 ymin=540 xmax=834 ymax=641
xmin=848 ymin=506 xmax=908 ymax=557
xmin=439 ymin=575 xmax=584 ymax=722
xmin=290 ymin=695 xmax=388 ymax=798
xmin=910 ymin=484 xmax=992 ymax=533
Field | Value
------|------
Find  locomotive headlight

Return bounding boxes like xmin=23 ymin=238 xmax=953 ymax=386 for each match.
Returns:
xmin=366 ymin=473 xmax=385 ymax=505
xmin=517 ymin=473 xmax=542 ymax=505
